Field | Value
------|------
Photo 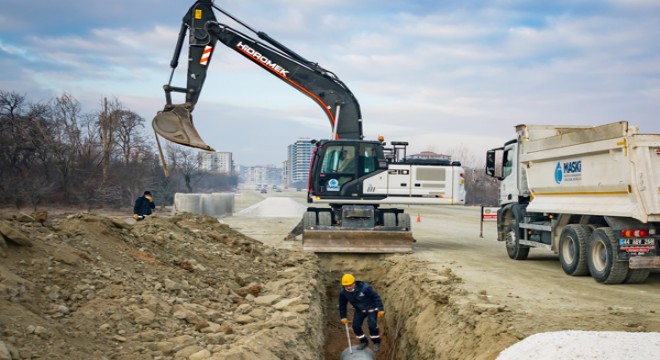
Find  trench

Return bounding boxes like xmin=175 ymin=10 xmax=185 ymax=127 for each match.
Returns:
xmin=315 ymin=254 xmax=517 ymax=360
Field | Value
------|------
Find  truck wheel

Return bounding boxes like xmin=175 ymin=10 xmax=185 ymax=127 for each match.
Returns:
xmin=587 ymin=228 xmax=628 ymax=284
xmin=303 ymin=211 xmax=317 ymax=228
xmin=559 ymin=224 xmax=591 ymax=276
xmin=383 ymin=212 xmax=396 ymax=227
xmin=397 ymin=213 xmax=411 ymax=231
xmin=318 ymin=211 xmax=332 ymax=226
xmin=624 ymin=269 xmax=650 ymax=284
xmin=505 ymin=219 xmax=529 ymax=260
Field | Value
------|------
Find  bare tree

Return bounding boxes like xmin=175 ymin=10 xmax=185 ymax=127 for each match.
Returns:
xmin=178 ymin=147 xmax=203 ymax=193
xmin=445 ymin=144 xmax=499 ymax=206
xmin=114 ymin=107 xmax=146 ymax=166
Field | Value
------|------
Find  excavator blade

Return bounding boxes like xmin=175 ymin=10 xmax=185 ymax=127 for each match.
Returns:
xmin=302 ymin=229 xmax=414 ymax=253
xmin=152 ymin=105 xmax=215 ymax=151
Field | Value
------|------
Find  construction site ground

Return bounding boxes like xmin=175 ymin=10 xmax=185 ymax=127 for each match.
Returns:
xmin=1 ymin=186 xmax=659 ymax=360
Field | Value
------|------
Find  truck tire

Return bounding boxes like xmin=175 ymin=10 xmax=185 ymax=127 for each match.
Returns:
xmin=318 ymin=211 xmax=332 ymax=226
xmin=505 ymin=219 xmax=529 ymax=260
xmin=559 ymin=224 xmax=591 ymax=276
xmin=383 ymin=212 xmax=396 ymax=227
xmin=586 ymin=228 xmax=628 ymax=284
xmin=397 ymin=213 xmax=411 ymax=231
xmin=303 ymin=211 xmax=317 ymax=228
xmin=624 ymin=269 xmax=650 ymax=284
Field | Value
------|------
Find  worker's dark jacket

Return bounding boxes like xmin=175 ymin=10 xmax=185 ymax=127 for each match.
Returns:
xmin=133 ymin=196 xmax=155 ymax=216
xmin=339 ymin=281 xmax=384 ymax=318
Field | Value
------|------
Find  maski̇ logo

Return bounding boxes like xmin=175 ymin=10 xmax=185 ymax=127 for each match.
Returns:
xmin=367 ymin=184 xmax=375 ymax=193
xmin=554 ymin=162 xmax=563 ymax=184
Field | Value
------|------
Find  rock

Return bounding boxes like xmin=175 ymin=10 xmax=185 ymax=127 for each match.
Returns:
xmin=174 ymin=345 xmax=204 ymax=359
xmin=53 ymin=248 xmax=79 ymax=266
xmin=153 ymin=341 xmax=175 ymax=355
xmin=0 ymin=340 xmax=11 ymax=360
xmin=235 ymin=282 xmax=261 ymax=297
xmin=15 ymin=212 xmax=35 ymax=223
xmin=254 ymin=294 xmax=281 ymax=305
xmin=164 ymin=278 xmax=180 ymax=291
xmin=272 ymin=296 xmax=302 ymax=310
xmin=235 ymin=315 xmax=254 ymax=324
xmin=31 ymin=210 xmax=48 ymax=224
xmin=189 ymin=349 xmax=211 ymax=360
xmin=169 ymin=335 xmax=195 ymax=347
xmin=134 ymin=308 xmax=156 ymax=325
xmin=0 ymin=238 xmax=6 ymax=257
xmin=0 ymin=221 xmax=33 ymax=247
xmin=112 ymin=335 xmax=127 ymax=342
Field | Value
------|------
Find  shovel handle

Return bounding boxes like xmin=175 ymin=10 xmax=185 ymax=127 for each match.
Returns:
xmin=344 ymin=322 xmax=352 ymax=354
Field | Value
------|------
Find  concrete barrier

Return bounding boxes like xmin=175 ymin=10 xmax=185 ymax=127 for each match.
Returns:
xmin=174 ymin=193 xmax=234 ymax=217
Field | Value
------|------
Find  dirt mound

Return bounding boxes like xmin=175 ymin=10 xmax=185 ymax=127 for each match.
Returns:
xmin=0 ymin=211 xmax=325 ymax=360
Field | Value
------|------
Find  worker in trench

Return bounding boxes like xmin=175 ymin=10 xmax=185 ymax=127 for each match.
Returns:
xmin=339 ymin=274 xmax=384 ymax=352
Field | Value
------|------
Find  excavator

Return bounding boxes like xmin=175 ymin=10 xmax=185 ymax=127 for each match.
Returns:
xmin=153 ymin=0 xmax=466 ymax=253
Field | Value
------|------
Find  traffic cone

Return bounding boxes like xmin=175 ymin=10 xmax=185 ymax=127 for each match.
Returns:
xmin=416 ymin=213 xmax=421 ymax=223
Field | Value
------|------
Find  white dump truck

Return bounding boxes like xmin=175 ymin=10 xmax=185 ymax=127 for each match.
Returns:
xmin=486 ymin=121 xmax=660 ymax=284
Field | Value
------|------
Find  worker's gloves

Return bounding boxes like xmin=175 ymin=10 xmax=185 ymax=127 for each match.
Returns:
xmin=133 ymin=215 xmax=139 ymax=220
xmin=134 ymin=215 xmax=145 ymax=221
xmin=146 ymin=195 xmax=153 ymax=202
xmin=341 ymin=318 xmax=349 ymax=325
xmin=377 ymin=311 xmax=385 ymax=318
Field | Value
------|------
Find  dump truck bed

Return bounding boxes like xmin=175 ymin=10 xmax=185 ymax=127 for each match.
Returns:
xmin=517 ymin=121 xmax=660 ymax=222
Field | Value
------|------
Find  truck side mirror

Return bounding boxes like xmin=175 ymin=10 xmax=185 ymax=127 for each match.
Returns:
xmin=485 ymin=150 xmax=497 ymax=177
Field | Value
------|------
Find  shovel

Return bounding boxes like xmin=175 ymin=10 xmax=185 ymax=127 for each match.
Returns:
xmin=344 ymin=322 xmax=353 ymax=354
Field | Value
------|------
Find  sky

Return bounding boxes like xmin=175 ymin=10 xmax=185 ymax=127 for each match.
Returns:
xmin=1 ymin=0 xmax=659 ymax=167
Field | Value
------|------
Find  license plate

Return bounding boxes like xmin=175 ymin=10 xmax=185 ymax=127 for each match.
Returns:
xmin=619 ymin=238 xmax=655 ymax=246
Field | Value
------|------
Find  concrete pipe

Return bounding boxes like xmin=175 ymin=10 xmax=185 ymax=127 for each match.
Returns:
xmin=340 ymin=346 xmax=376 ymax=360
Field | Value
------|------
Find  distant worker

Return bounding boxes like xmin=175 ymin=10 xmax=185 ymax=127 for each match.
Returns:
xmin=339 ymin=273 xmax=384 ymax=352
xmin=133 ymin=191 xmax=155 ymax=221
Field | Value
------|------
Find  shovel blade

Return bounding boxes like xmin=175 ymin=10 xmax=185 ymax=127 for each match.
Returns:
xmin=302 ymin=229 xmax=414 ymax=253
xmin=152 ymin=105 xmax=215 ymax=151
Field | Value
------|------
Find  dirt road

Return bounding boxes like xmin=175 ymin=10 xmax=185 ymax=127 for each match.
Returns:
xmin=225 ymin=187 xmax=660 ymax=356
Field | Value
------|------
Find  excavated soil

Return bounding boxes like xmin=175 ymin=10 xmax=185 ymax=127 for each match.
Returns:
xmin=2 ymin=189 xmax=659 ymax=360
xmin=0 ymin=208 xmax=515 ymax=360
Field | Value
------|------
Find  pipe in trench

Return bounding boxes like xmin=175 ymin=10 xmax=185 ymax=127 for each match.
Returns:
xmin=340 ymin=347 xmax=376 ymax=360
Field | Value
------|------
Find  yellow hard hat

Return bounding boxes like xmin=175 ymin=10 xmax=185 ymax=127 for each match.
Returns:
xmin=341 ymin=274 xmax=355 ymax=286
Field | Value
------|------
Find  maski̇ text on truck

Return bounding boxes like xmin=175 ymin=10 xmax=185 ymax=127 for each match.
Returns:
xmin=486 ymin=121 xmax=660 ymax=284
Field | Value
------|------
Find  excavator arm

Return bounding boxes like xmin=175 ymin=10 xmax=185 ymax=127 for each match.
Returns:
xmin=153 ymin=0 xmax=364 ymax=151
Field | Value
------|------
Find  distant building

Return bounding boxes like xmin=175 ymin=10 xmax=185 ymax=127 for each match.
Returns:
xmin=408 ymin=151 xmax=451 ymax=161
xmin=287 ymin=138 xmax=313 ymax=186
xmin=281 ymin=159 xmax=289 ymax=185
xmin=199 ymin=151 xmax=233 ymax=174
xmin=239 ymin=165 xmax=282 ymax=185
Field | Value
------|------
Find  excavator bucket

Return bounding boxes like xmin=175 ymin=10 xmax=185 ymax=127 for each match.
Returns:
xmin=152 ymin=105 xmax=215 ymax=151
xmin=302 ymin=229 xmax=414 ymax=253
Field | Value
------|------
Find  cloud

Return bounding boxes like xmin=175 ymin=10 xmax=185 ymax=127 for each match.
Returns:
xmin=1 ymin=0 xmax=659 ymax=167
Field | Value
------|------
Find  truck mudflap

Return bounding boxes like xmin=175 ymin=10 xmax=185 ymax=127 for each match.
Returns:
xmin=629 ymin=256 xmax=660 ymax=269
xmin=153 ymin=105 xmax=214 ymax=151
xmin=302 ymin=229 xmax=414 ymax=253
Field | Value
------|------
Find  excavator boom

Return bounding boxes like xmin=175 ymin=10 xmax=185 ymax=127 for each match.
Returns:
xmin=153 ymin=0 xmax=363 ymax=150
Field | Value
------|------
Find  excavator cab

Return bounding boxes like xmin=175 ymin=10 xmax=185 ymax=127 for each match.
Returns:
xmin=303 ymin=140 xmax=415 ymax=253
